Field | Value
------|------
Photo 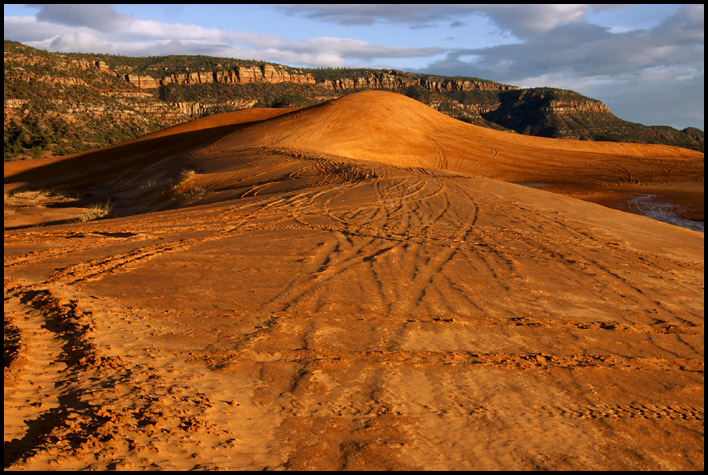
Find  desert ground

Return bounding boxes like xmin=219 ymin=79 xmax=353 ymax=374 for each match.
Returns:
xmin=4 ymin=91 xmax=704 ymax=470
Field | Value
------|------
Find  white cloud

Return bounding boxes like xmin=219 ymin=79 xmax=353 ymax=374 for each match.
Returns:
xmin=4 ymin=10 xmax=442 ymax=67
xmin=4 ymin=15 xmax=75 ymax=43
xmin=582 ymin=68 xmax=704 ymax=130
xmin=274 ymin=4 xmax=467 ymax=26
xmin=275 ymin=4 xmax=593 ymax=38
xmin=420 ymin=5 xmax=704 ymax=128
xmin=285 ymin=37 xmax=442 ymax=59
xmin=46 ymin=31 xmax=112 ymax=53
xmin=32 ymin=4 xmax=131 ymax=32
xmin=472 ymin=4 xmax=590 ymax=38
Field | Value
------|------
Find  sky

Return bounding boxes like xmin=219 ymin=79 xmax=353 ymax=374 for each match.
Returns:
xmin=4 ymin=4 xmax=704 ymax=130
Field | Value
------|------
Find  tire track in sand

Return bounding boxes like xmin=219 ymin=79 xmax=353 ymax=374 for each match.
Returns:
xmin=262 ymin=175 xmax=479 ymax=314
xmin=427 ymin=136 xmax=448 ymax=170
xmin=196 ymin=347 xmax=703 ymax=375
xmin=3 ymin=283 xmax=285 ymax=471
xmin=261 ymin=177 xmax=424 ymax=312
xmin=4 ymin=299 xmax=68 ymax=455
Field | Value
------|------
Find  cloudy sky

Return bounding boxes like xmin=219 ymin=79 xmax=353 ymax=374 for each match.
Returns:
xmin=4 ymin=4 xmax=704 ymax=130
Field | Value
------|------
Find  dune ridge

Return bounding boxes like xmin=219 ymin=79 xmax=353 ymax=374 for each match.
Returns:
xmin=218 ymin=91 xmax=700 ymax=158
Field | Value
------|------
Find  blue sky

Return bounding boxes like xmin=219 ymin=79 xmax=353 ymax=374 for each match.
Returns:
xmin=4 ymin=4 xmax=704 ymax=130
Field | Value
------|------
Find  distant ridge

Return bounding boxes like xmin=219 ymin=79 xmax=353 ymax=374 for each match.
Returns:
xmin=3 ymin=40 xmax=703 ymax=160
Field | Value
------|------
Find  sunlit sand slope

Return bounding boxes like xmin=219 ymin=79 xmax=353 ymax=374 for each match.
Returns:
xmin=4 ymin=91 xmax=704 ymax=470
xmin=215 ymin=91 xmax=702 ymax=184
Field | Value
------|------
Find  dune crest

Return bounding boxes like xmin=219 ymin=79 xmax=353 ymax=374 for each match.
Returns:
xmin=216 ymin=90 xmax=701 ymax=161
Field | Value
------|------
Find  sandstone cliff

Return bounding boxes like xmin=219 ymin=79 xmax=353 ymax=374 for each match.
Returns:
xmin=119 ymin=64 xmax=521 ymax=131
xmin=478 ymin=87 xmax=699 ymax=146
xmin=120 ymin=64 xmax=317 ymax=89
xmin=121 ymin=64 xmax=517 ymax=96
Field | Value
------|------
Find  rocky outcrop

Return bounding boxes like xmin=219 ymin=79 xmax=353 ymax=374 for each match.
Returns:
xmin=258 ymin=64 xmax=315 ymax=84
xmin=460 ymin=102 xmax=502 ymax=115
xmin=123 ymin=64 xmax=317 ymax=89
xmin=158 ymin=71 xmax=213 ymax=87
xmin=173 ymin=102 xmax=212 ymax=117
xmin=3 ymin=40 xmax=190 ymax=160
xmin=3 ymin=98 xmax=28 ymax=109
xmin=120 ymin=65 xmax=516 ymax=95
xmin=70 ymin=58 xmax=112 ymax=74
xmin=11 ymin=73 xmax=89 ymax=87
xmin=544 ymin=98 xmax=611 ymax=114
xmin=320 ymin=73 xmax=416 ymax=91
xmin=123 ymin=74 xmax=162 ymax=89
xmin=418 ymin=77 xmax=518 ymax=93
xmin=518 ymin=89 xmax=611 ymax=115
xmin=479 ymin=88 xmax=674 ymax=143
xmin=173 ymin=99 xmax=259 ymax=117
xmin=95 ymin=60 xmax=111 ymax=73
xmin=309 ymin=71 xmax=518 ymax=93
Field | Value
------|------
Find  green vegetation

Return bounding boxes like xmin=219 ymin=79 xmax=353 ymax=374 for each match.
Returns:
xmin=158 ymin=81 xmax=324 ymax=109
xmin=305 ymin=67 xmax=386 ymax=82
xmin=87 ymin=53 xmax=284 ymax=77
xmin=4 ymin=41 xmax=184 ymax=160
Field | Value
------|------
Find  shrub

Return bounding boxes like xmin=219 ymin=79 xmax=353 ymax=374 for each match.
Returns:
xmin=77 ymin=201 xmax=112 ymax=222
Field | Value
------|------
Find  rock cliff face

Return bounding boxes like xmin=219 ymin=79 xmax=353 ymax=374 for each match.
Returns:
xmin=172 ymin=99 xmax=258 ymax=116
xmin=70 ymin=58 xmax=112 ymax=73
xmin=319 ymin=72 xmax=519 ymax=93
xmin=121 ymin=65 xmax=517 ymax=96
xmin=115 ymin=61 xmax=523 ymax=132
xmin=123 ymin=74 xmax=162 ymax=89
xmin=479 ymin=88 xmax=705 ymax=148
xmin=121 ymin=64 xmax=317 ymax=89
xmin=481 ymin=88 xmax=617 ymax=139
xmin=3 ymin=40 xmax=703 ymax=161
xmin=545 ymin=98 xmax=611 ymax=114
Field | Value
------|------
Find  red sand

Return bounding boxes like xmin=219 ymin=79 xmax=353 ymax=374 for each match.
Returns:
xmin=4 ymin=91 xmax=703 ymax=470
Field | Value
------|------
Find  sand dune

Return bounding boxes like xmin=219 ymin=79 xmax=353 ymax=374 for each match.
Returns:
xmin=4 ymin=91 xmax=704 ymax=470
xmin=215 ymin=91 xmax=702 ymax=185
